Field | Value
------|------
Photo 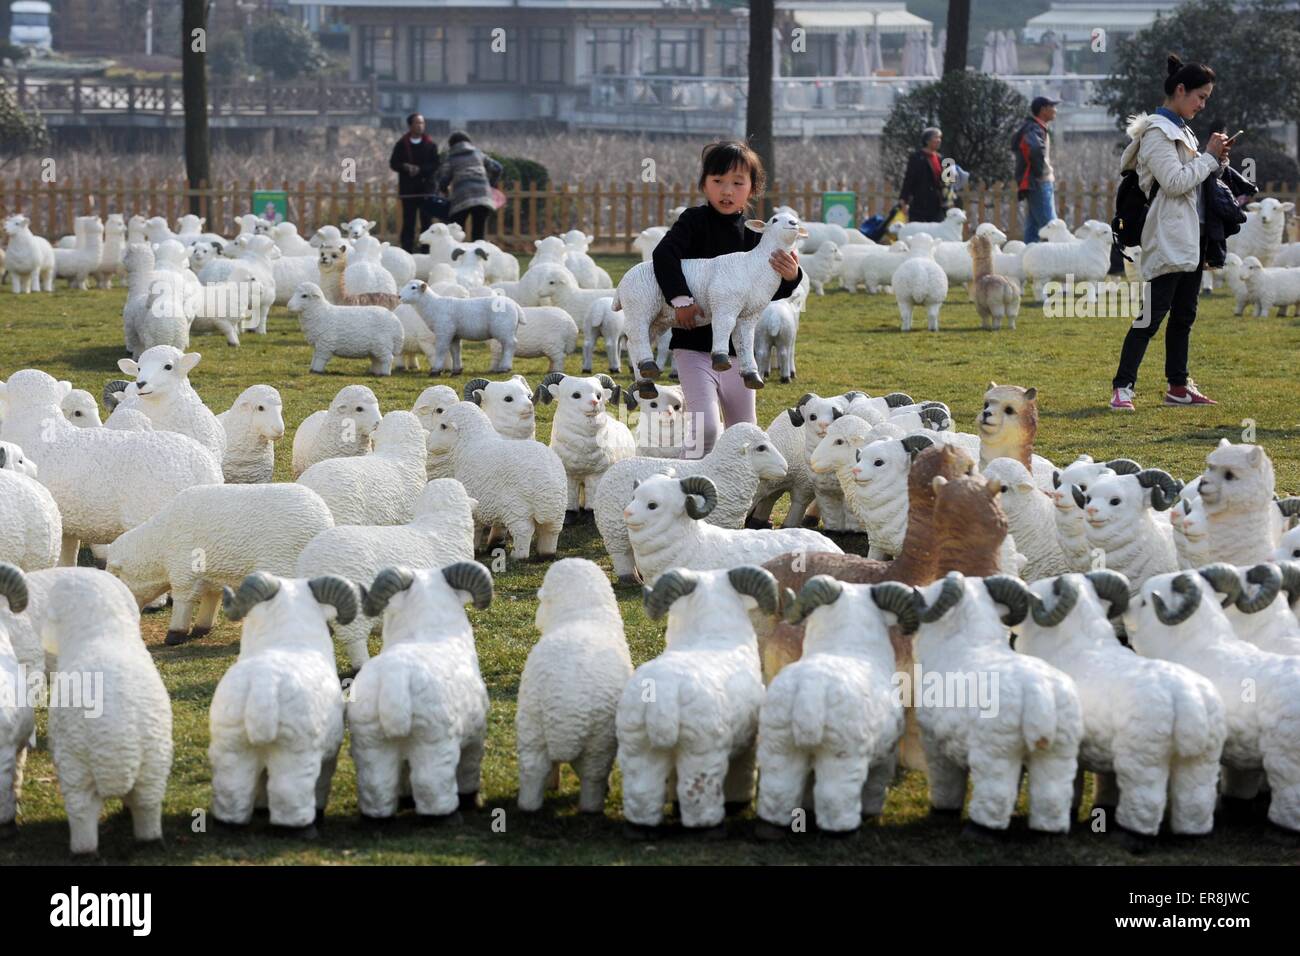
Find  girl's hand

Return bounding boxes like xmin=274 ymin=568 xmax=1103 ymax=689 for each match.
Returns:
xmin=1206 ymin=132 xmax=1229 ymax=160
xmin=674 ymin=303 xmax=703 ymax=329
xmin=770 ymin=248 xmax=799 ymax=281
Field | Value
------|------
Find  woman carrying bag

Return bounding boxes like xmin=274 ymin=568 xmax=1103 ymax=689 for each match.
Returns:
xmin=436 ymin=131 xmax=504 ymax=242
xmin=1109 ymin=54 xmax=1232 ymax=412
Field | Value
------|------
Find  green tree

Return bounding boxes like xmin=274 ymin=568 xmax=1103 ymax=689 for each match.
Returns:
xmin=250 ymin=15 xmax=328 ymax=81
xmin=1096 ymin=0 xmax=1300 ymax=156
xmin=0 ymin=76 xmax=48 ymax=169
xmin=209 ymin=32 xmax=248 ymax=81
xmin=880 ymin=72 xmax=1026 ymax=184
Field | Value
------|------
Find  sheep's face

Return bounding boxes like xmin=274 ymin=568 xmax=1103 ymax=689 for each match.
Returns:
xmin=1179 ymin=498 xmax=1209 ymax=547
xmin=399 ymin=279 xmax=428 ymax=304
xmin=240 ymin=388 xmax=285 ymax=441
xmin=331 ymin=387 xmax=382 ymax=437
xmin=794 ymin=394 xmax=840 ymax=441
xmin=1050 ymin=462 xmax=1112 ymax=512
xmin=483 ymin=379 xmax=535 ymax=429
xmin=1199 ymin=440 xmax=1273 ymax=515
xmin=344 ymin=218 xmax=376 ymax=240
xmin=61 ymin=390 xmax=101 ymax=428
xmin=419 ymin=223 xmax=452 ymax=246
xmin=749 ymin=212 xmax=807 ymax=248
xmin=1248 ymin=198 xmax=1295 ymax=229
xmin=1238 ymin=257 xmax=1264 ymax=285
xmin=317 ymin=243 xmax=347 ymax=271
xmin=623 ymin=475 xmax=692 ymax=538
xmin=810 ymin=420 xmax=868 ymax=474
xmin=982 ymin=457 xmax=1038 ymax=512
xmin=1079 ymin=474 xmax=1146 ymax=530
xmin=120 ymin=348 xmax=199 ymax=402
xmin=1123 ymin=572 xmax=1218 ymax=655
xmin=550 ymin=376 xmax=609 ymax=418
xmin=632 ymin=386 xmax=683 ymax=431
xmin=3 ymin=215 xmax=30 ymax=236
xmin=189 ymin=241 xmax=220 ymax=269
xmin=0 ymin=440 xmax=37 ymax=477
xmin=740 ymin=435 xmax=787 ymax=481
xmin=974 ymin=222 xmax=1008 ymax=246
xmin=850 ymin=437 xmax=908 ymax=487
xmin=1274 ymin=526 xmax=1300 ymax=563
xmin=412 ymin=385 xmax=459 ymax=431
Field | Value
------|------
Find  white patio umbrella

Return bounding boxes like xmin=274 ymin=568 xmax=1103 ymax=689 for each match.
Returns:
xmin=900 ymin=32 xmax=917 ymax=75
xmin=851 ymin=28 xmax=870 ymax=77
xmin=980 ymin=30 xmax=998 ymax=74
xmin=1003 ymin=29 xmax=1019 ymax=74
xmin=923 ymin=29 xmax=940 ymax=76
xmin=1050 ymin=35 xmax=1066 ymax=76
xmin=935 ymin=28 xmax=946 ymax=73
xmin=868 ymin=20 xmax=884 ymax=74
xmin=836 ymin=30 xmax=849 ymax=76
xmin=994 ymin=30 xmax=1011 ymax=75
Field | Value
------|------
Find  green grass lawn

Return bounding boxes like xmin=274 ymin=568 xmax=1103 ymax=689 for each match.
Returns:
xmin=1 ymin=256 xmax=1298 ymax=865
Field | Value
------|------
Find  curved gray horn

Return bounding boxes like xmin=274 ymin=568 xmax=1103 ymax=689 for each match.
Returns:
xmin=443 ymin=561 xmax=494 ymax=610
xmin=1277 ymin=496 xmax=1300 ymax=518
xmin=831 ymin=406 xmax=845 ymax=421
xmin=918 ymin=400 xmax=950 ymax=413
xmin=0 ymin=448 xmax=5 ymax=470
xmin=1030 ymin=575 xmax=1079 ymax=627
xmin=1237 ymin=563 xmax=1283 ymax=614
xmin=913 ymin=573 xmax=964 ymax=623
xmin=872 ymin=581 xmax=919 ymax=634
xmin=622 ymin=388 xmax=639 ymax=411
xmin=463 ymin=378 xmax=490 ymax=404
xmin=786 ymin=406 xmax=805 ymax=427
xmin=1084 ymin=569 xmax=1130 ymax=618
xmin=883 ymin=392 xmax=914 ymax=408
xmin=1276 ymin=561 xmax=1300 ymax=605
xmin=1104 ymin=458 xmax=1141 ymax=475
xmin=678 ymin=475 xmax=718 ymax=519
xmin=1135 ymin=468 xmax=1179 ymax=511
xmin=362 ymin=566 xmax=415 ymax=618
xmin=595 ymin=373 xmax=620 ymax=404
xmin=900 ymin=434 xmax=935 ymax=459
xmin=841 ymin=390 xmax=865 ymax=403
xmin=1152 ymin=572 xmax=1200 ymax=626
xmin=919 ymin=405 xmax=951 ymax=431
xmin=728 ymin=565 xmax=780 ymax=617
xmin=103 ymin=379 xmax=130 ymax=410
xmin=642 ymin=569 xmax=698 ymax=620
xmin=796 ymin=392 xmax=816 ymax=409
xmin=1196 ymin=562 xmax=1243 ymax=609
xmin=532 ymin=371 xmax=566 ymax=405
xmin=309 ymin=575 xmax=360 ymax=626
xmin=1052 ymin=469 xmax=1062 ymax=490
xmin=0 ymin=562 xmax=29 ymax=614
xmin=1070 ymin=484 xmax=1086 ymax=510
xmin=783 ymin=574 xmax=842 ymax=624
xmin=221 ymin=571 xmax=282 ymax=622
xmin=984 ymin=574 xmax=1034 ymax=626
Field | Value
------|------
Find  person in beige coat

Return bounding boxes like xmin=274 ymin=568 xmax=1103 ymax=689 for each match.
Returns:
xmin=1110 ymin=54 xmax=1232 ymax=412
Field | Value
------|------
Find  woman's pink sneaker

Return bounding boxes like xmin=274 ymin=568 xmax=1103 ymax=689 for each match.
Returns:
xmin=1110 ymin=387 xmax=1136 ymax=412
xmin=1164 ymin=380 xmax=1218 ymax=405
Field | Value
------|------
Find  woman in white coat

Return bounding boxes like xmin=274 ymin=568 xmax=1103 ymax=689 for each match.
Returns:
xmin=1109 ymin=54 xmax=1232 ymax=413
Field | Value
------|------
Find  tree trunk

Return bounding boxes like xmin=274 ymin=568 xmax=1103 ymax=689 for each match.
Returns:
xmin=944 ymin=0 xmax=971 ymax=75
xmin=747 ymin=0 xmax=775 ymax=217
xmin=182 ymin=0 xmax=210 ymax=216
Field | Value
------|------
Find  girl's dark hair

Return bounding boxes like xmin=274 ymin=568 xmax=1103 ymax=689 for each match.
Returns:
xmin=1164 ymin=53 xmax=1215 ymax=96
xmin=448 ymin=130 xmax=472 ymax=147
xmin=405 ymin=113 xmax=422 ymax=127
xmin=698 ymin=141 xmax=767 ymax=205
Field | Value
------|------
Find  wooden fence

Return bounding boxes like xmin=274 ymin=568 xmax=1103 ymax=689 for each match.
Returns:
xmin=3 ymin=179 xmax=1298 ymax=252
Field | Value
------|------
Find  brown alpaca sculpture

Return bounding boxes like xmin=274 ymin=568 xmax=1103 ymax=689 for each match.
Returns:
xmin=966 ymin=232 xmax=1021 ymax=331
xmin=755 ymin=440 xmax=1011 ymax=682
xmin=317 ymin=242 xmax=400 ymax=310
xmin=978 ymin=381 xmax=1040 ymax=471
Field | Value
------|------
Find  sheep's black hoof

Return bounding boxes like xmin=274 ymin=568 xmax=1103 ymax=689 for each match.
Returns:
xmin=309 ymin=369 xmax=326 ymax=375
xmin=710 ymin=353 xmax=731 ymax=372
xmin=929 ymin=806 xmax=964 ymax=819
xmin=637 ymin=360 xmax=660 ymax=378
xmin=616 ymin=574 xmax=641 ymax=587
xmin=188 ymin=627 xmax=211 ymax=642
xmin=164 ymin=629 xmax=193 ymax=647
xmin=1114 ymin=824 xmax=1158 ymax=855
xmin=416 ymin=810 xmax=464 ymax=827
xmin=744 ymin=515 xmax=774 ymax=530
xmin=271 ymin=822 xmax=319 ymax=840
xmin=0 ymin=820 xmax=17 ymax=841
xmin=581 ymin=367 xmax=593 ymax=375
xmin=780 ymin=377 xmax=791 ymax=384
xmin=724 ymin=800 xmax=750 ymax=818
xmin=398 ymin=795 xmax=416 ymax=811
xmin=817 ymin=826 xmax=859 ymax=839
xmin=635 ymin=378 xmax=658 ymax=399
xmin=1029 ymin=827 xmax=1071 ymax=846
xmin=622 ymin=821 xmax=661 ymax=841
xmin=458 ymin=792 xmax=479 ymax=812
xmin=92 ymin=557 xmax=107 ymax=571
xmin=608 ymin=367 xmax=621 ymax=375
xmin=251 ymin=806 xmax=271 ymax=820
xmin=359 ymin=813 xmax=395 ymax=828
xmin=686 ymin=823 xmax=728 ymax=841
xmin=800 ymin=514 xmax=821 ymax=529
xmin=1252 ymin=789 xmax=1273 ymax=817
xmin=339 ymin=668 xmax=359 ymax=683
xmin=579 ymin=508 xmax=595 ymax=524
xmin=1217 ymin=795 xmax=1257 ymax=826
xmin=753 ymin=819 xmax=790 ymax=842
xmin=960 ymin=820 xmax=1009 ymax=843
xmin=315 ymin=808 xmax=327 ymax=828
xmin=563 ymin=510 xmax=580 ymax=526
xmin=788 ymin=372 xmax=796 ymax=381
xmin=741 ymin=372 xmax=764 ymax=390
xmin=669 ymin=370 xmax=679 ymax=381
xmin=1264 ymin=823 xmax=1300 ymax=846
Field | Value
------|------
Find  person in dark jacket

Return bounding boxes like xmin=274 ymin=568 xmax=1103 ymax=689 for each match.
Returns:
xmin=897 ymin=127 xmax=945 ymax=224
xmin=1012 ymin=97 xmax=1060 ymax=243
xmin=652 ymin=141 xmax=803 ymax=459
xmin=436 ymin=131 xmax=503 ymax=242
xmin=388 ymin=113 xmax=441 ymax=253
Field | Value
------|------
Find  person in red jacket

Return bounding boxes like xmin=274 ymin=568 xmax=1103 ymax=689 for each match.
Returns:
xmin=388 ymin=113 xmax=441 ymax=253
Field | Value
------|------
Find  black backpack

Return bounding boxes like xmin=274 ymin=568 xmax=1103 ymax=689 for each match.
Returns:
xmin=1112 ymin=169 xmax=1159 ymax=248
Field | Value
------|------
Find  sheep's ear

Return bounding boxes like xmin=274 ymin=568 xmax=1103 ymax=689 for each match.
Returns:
xmin=1246 ymin=202 xmax=1261 ymax=212
xmin=1282 ymin=202 xmax=1296 ymax=214
xmin=367 ymin=220 xmax=377 ymax=230
xmin=1023 ymin=387 xmax=1037 ymax=401
xmin=118 ymin=358 xmax=139 ymax=377
xmin=57 ymin=379 xmax=73 ymax=397
xmin=533 ymin=239 xmax=543 ymax=249
xmin=1016 ymin=478 xmax=1034 ymax=494
xmin=180 ymin=352 xmax=201 ymax=373
xmin=1217 ymin=438 xmax=1231 ymax=448
xmin=849 ymin=434 xmax=867 ymax=447
xmin=986 ymin=381 xmax=997 ymax=391
xmin=745 ymin=219 xmax=766 ymax=233
xmin=1248 ymin=446 xmax=1263 ymax=466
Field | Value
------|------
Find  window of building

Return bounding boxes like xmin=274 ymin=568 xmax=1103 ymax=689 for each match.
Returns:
xmin=586 ymin=27 xmax=632 ymax=76
xmin=469 ymin=26 xmax=519 ymax=82
xmin=410 ymin=26 xmax=447 ymax=83
xmin=715 ymin=27 xmax=746 ymax=76
xmin=653 ymin=28 xmax=702 ymax=75
xmin=789 ymin=33 xmax=836 ymax=76
xmin=359 ymin=24 xmax=396 ymax=81
xmin=528 ymin=27 xmax=567 ymax=83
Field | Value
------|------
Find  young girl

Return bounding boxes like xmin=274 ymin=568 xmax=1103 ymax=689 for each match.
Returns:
xmin=1109 ymin=53 xmax=1230 ymax=412
xmin=652 ymin=142 xmax=803 ymax=457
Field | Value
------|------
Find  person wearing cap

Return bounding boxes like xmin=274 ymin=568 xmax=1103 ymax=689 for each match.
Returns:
xmin=1011 ymin=97 xmax=1059 ymax=243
